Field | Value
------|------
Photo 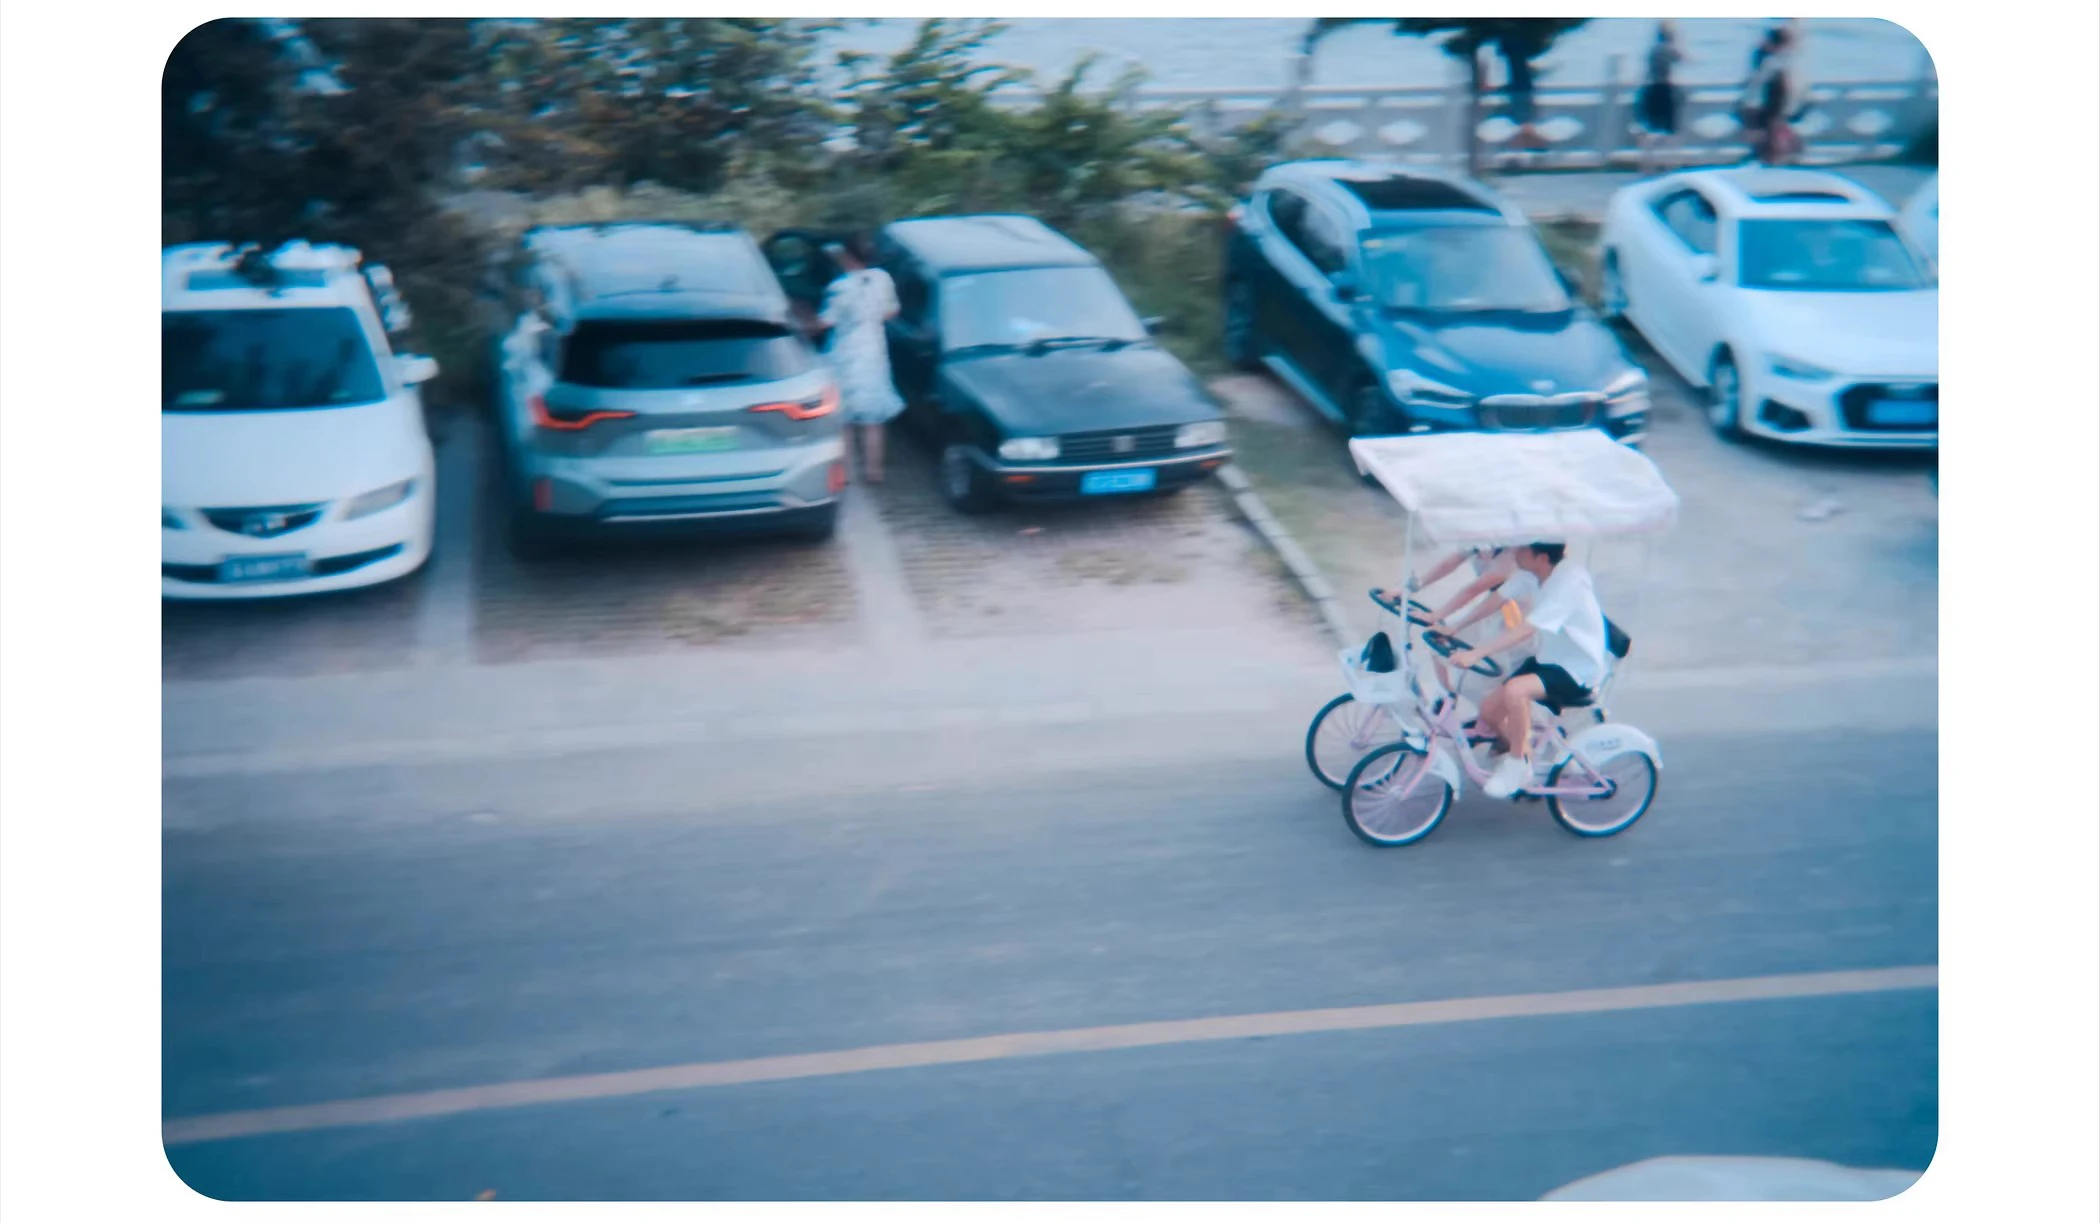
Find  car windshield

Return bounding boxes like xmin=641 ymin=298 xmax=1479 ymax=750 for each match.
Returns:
xmin=559 ymin=319 xmax=815 ymax=389
xmin=940 ymin=266 xmax=1147 ymax=351
xmin=1359 ymin=225 xmax=1571 ymax=312
xmin=163 ymin=307 xmax=386 ymax=411
xmin=1736 ymin=219 xmax=1931 ymax=291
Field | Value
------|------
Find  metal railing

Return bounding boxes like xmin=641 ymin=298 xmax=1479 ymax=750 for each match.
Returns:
xmin=994 ymin=52 xmax=1936 ymax=171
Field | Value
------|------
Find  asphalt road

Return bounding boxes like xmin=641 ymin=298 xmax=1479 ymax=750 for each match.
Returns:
xmin=164 ymin=715 xmax=1936 ymax=1200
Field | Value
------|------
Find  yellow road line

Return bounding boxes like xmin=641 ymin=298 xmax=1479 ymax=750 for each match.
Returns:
xmin=165 ymin=964 xmax=1937 ymax=1146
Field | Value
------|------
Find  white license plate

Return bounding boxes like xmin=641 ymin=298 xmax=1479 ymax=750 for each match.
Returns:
xmin=1866 ymin=399 xmax=1936 ymax=427
xmin=219 ymin=554 xmax=310 ymax=583
xmin=1080 ymin=468 xmax=1157 ymax=495
xmin=645 ymin=427 xmax=742 ymax=455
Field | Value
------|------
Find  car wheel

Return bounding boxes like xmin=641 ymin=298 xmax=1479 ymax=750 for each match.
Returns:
xmin=1706 ymin=350 xmax=1745 ymax=440
xmin=1599 ymin=252 xmax=1628 ymax=322
xmin=1348 ymin=376 xmax=1402 ymax=439
xmin=939 ymin=444 xmax=993 ymax=514
xmin=1223 ymin=281 xmax=1262 ymax=371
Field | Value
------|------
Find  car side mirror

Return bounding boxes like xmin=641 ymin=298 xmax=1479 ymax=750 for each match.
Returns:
xmin=1330 ymin=271 xmax=1361 ymax=302
xmin=1141 ymin=315 xmax=1171 ymax=334
xmin=1689 ymin=254 xmax=1719 ymax=283
xmin=396 ymin=354 xmax=440 ymax=386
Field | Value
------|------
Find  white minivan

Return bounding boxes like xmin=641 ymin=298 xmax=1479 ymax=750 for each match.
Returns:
xmin=162 ymin=242 xmax=438 ymax=597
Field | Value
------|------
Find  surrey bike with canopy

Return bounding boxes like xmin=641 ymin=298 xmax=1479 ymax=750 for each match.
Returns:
xmin=1301 ymin=430 xmax=1679 ymax=847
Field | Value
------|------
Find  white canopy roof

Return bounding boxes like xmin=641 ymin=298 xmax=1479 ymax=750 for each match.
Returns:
xmin=1349 ymin=430 xmax=1679 ymax=547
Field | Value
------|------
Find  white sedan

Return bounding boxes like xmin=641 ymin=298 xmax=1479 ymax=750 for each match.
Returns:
xmin=163 ymin=242 xmax=438 ymax=598
xmin=1899 ymin=172 xmax=1938 ymax=267
xmin=1598 ymin=167 xmax=1937 ymax=449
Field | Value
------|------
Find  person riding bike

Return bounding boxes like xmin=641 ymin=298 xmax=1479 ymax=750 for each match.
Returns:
xmin=1446 ymin=542 xmax=1611 ymax=798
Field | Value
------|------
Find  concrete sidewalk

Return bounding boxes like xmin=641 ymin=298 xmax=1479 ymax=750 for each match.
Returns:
xmin=162 ymin=613 xmax=1932 ymax=784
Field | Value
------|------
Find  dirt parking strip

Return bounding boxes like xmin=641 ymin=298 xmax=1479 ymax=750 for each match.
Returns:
xmin=863 ymin=438 xmax=1322 ymax=645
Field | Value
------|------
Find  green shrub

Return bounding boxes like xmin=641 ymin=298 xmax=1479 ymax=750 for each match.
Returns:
xmin=172 ymin=18 xmax=1293 ymax=407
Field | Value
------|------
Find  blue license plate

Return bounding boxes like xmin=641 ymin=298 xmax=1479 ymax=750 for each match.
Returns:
xmin=1080 ymin=468 xmax=1157 ymax=495
xmin=1867 ymin=399 xmax=1936 ymax=427
xmin=219 ymin=554 xmax=310 ymax=583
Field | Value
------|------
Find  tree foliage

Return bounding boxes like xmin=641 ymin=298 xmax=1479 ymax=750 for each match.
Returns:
xmin=827 ymin=20 xmax=1228 ymax=228
xmin=164 ymin=17 xmax=1290 ymax=392
xmin=476 ymin=18 xmax=836 ymax=194
xmin=1303 ymin=18 xmax=1587 ymax=173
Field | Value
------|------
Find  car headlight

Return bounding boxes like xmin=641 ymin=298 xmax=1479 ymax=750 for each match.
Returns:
xmin=1602 ymin=368 xmax=1647 ymax=397
xmin=342 ymin=478 xmax=417 ymax=520
xmin=1386 ymin=369 xmax=1475 ymax=407
xmin=997 ymin=437 xmax=1060 ymax=462
xmin=162 ymin=507 xmax=185 ymax=530
xmin=1602 ymin=368 xmax=1649 ymax=416
xmin=1769 ymin=355 xmax=1835 ymax=381
xmin=1174 ymin=420 xmax=1228 ymax=449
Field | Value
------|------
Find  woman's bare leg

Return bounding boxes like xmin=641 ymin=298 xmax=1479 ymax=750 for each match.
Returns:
xmin=862 ymin=424 xmax=886 ymax=484
xmin=841 ymin=425 xmax=861 ymax=482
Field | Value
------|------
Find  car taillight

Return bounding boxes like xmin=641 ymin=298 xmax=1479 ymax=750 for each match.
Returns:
xmin=530 ymin=394 xmax=635 ymax=432
xmin=748 ymin=386 xmax=840 ymax=422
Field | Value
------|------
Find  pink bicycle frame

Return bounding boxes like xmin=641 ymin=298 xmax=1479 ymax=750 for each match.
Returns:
xmin=1389 ymin=640 xmax=1615 ymax=801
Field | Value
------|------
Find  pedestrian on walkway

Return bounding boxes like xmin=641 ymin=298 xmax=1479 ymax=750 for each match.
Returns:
xmin=1506 ymin=50 xmax=1544 ymax=151
xmin=816 ymin=233 xmax=906 ymax=484
xmin=1741 ymin=24 xmax=1804 ymax=165
xmin=1635 ymin=20 xmax=1686 ymax=175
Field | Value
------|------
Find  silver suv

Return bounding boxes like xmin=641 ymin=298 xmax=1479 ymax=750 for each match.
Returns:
xmin=494 ymin=222 xmax=845 ymax=555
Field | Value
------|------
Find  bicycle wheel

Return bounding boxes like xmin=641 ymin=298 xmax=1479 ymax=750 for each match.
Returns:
xmin=1304 ymin=694 xmax=1401 ymax=791
xmin=1546 ymin=751 xmax=1659 ymax=837
xmin=1342 ymin=743 xmax=1453 ymax=847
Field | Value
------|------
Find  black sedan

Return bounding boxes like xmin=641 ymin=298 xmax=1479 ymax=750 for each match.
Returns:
xmin=765 ymin=216 xmax=1231 ymax=512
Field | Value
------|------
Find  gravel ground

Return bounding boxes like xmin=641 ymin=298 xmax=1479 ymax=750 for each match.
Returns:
xmin=1212 ymin=347 xmax=1937 ymax=673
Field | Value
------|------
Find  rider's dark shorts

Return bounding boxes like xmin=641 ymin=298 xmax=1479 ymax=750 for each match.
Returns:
xmin=1512 ymin=658 xmax=1593 ymax=714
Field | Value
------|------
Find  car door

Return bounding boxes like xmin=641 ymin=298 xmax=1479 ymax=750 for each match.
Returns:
xmin=1243 ymin=187 xmax=1311 ymax=370
xmin=1633 ymin=188 xmax=1721 ymax=380
xmin=1295 ymin=202 xmax=1369 ymax=411
xmin=758 ymin=229 xmax=842 ymax=335
xmin=1258 ymin=187 xmax=1351 ymax=418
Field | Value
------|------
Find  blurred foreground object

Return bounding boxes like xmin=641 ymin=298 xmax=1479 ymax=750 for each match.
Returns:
xmin=1543 ymin=1155 xmax=1923 ymax=1200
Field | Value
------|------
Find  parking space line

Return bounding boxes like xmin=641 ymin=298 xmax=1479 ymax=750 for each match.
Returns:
xmin=836 ymin=485 xmax=929 ymax=652
xmin=411 ymin=418 xmax=481 ymax=666
xmin=164 ymin=964 xmax=1935 ymax=1146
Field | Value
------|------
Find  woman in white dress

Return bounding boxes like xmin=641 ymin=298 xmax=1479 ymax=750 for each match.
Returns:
xmin=816 ymin=235 xmax=906 ymax=484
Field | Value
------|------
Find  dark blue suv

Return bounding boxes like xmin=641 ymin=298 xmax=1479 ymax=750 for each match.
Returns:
xmin=1224 ymin=161 xmax=1649 ymax=443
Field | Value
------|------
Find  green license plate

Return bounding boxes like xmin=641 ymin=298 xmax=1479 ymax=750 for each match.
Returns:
xmin=645 ymin=427 xmax=743 ymax=455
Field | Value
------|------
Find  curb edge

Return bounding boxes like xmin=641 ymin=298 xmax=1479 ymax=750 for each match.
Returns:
xmin=1216 ymin=463 xmax=1356 ymax=649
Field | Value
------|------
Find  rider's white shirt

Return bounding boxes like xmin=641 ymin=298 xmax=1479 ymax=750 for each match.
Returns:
xmin=1528 ymin=562 xmax=1609 ymax=690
